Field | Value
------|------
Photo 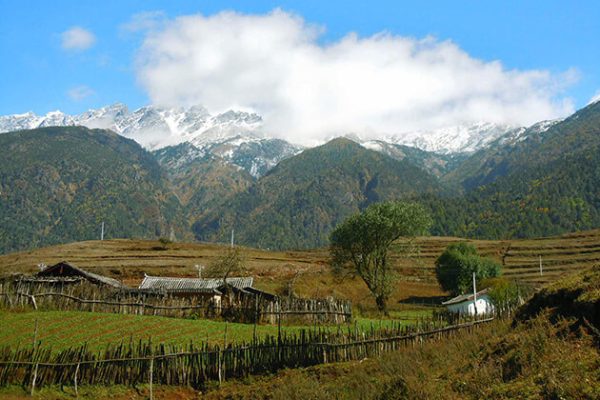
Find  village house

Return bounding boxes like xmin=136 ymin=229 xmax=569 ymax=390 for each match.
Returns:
xmin=442 ymin=288 xmax=495 ymax=316
xmin=137 ymin=275 xmax=276 ymax=305
xmin=35 ymin=261 xmax=123 ymax=288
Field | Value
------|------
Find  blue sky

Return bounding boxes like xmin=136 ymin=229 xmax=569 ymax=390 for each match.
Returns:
xmin=1 ymin=0 xmax=599 ymax=123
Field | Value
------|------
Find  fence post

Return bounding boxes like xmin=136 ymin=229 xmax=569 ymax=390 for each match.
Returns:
xmin=74 ymin=362 xmax=80 ymax=399
xmin=277 ymin=302 xmax=282 ymax=342
xmin=32 ymin=318 xmax=38 ymax=350
xmin=253 ymin=296 xmax=258 ymax=343
xmin=30 ymin=294 xmax=38 ymax=310
xmin=30 ymin=362 xmax=38 ymax=396
xmin=149 ymin=357 xmax=154 ymax=400
xmin=218 ymin=347 xmax=222 ymax=385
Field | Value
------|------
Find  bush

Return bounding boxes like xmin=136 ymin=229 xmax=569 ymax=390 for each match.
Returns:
xmin=483 ymin=277 xmax=530 ymax=315
xmin=435 ymin=242 xmax=501 ymax=295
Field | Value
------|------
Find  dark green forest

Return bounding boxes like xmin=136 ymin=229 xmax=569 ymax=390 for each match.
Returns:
xmin=1 ymin=101 xmax=599 ymax=253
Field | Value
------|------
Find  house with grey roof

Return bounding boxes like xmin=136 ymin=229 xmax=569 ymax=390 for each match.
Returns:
xmin=137 ymin=275 xmax=275 ymax=302
xmin=442 ymin=288 xmax=494 ymax=316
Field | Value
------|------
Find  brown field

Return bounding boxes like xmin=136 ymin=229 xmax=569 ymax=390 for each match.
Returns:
xmin=1 ymin=229 xmax=599 ymax=312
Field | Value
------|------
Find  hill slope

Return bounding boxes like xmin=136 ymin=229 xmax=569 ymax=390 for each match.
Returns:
xmin=427 ymin=101 xmax=600 ymax=239
xmin=192 ymin=138 xmax=443 ymax=249
xmin=0 ymin=126 xmax=186 ymax=253
xmin=152 ymin=143 xmax=254 ymax=219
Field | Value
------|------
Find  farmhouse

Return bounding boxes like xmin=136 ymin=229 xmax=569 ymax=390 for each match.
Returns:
xmin=137 ymin=275 xmax=276 ymax=301
xmin=36 ymin=261 xmax=123 ymax=288
xmin=442 ymin=289 xmax=495 ymax=316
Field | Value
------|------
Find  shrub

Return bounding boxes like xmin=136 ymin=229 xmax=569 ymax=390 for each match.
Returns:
xmin=435 ymin=242 xmax=501 ymax=295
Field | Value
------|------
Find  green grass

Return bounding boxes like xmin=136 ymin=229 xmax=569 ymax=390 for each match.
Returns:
xmin=0 ymin=309 xmax=428 ymax=353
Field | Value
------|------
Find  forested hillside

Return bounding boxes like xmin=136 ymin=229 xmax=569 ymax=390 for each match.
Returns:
xmin=0 ymin=127 xmax=186 ymax=253
xmin=153 ymin=143 xmax=254 ymax=220
xmin=1 ymin=101 xmax=599 ymax=253
xmin=192 ymin=138 xmax=443 ymax=249
xmin=426 ymin=101 xmax=600 ymax=239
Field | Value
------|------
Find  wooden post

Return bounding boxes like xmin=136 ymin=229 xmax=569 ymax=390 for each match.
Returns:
xmin=277 ymin=302 xmax=282 ymax=342
xmin=218 ymin=348 xmax=222 ymax=385
xmin=472 ymin=272 xmax=478 ymax=317
xmin=74 ymin=362 xmax=80 ymax=399
xmin=30 ymin=295 xmax=38 ymax=310
xmin=253 ymin=297 xmax=258 ymax=343
xmin=31 ymin=363 xmax=38 ymax=396
xmin=32 ymin=318 xmax=38 ymax=351
xmin=149 ymin=357 xmax=154 ymax=400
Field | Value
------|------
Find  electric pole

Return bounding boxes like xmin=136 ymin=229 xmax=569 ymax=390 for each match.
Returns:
xmin=231 ymin=229 xmax=234 ymax=248
xmin=101 ymin=221 xmax=104 ymax=241
xmin=539 ymin=255 xmax=543 ymax=276
xmin=473 ymin=272 xmax=478 ymax=317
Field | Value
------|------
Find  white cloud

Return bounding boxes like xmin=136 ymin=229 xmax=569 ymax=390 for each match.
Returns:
xmin=121 ymin=11 xmax=167 ymax=33
xmin=68 ymin=85 xmax=95 ymax=101
xmin=61 ymin=26 xmax=96 ymax=51
xmin=588 ymin=90 xmax=600 ymax=105
xmin=135 ymin=10 xmax=577 ymax=145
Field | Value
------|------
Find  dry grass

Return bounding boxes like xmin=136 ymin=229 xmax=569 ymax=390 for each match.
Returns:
xmin=1 ymin=229 xmax=599 ymax=311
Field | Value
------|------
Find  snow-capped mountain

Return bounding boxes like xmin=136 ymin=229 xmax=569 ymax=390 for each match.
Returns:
xmin=0 ymin=103 xmax=264 ymax=149
xmin=377 ymin=122 xmax=523 ymax=154
xmin=0 ymin=104 xmax=304 ymax=178
xmin=495 ymin=119 xmax=561 ymax=146
xmin=0 ymin=104 xmax=558 ymax=178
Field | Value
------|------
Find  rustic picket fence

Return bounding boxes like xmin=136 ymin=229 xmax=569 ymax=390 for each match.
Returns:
xmin=0 ymin=316 xmax=494 ymax=393
xmin=0 ymin=279 xmax=352 ymax=324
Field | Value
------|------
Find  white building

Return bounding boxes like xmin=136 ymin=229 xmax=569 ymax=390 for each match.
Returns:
xmin=442 ymin=288 xmax=495 ymax=316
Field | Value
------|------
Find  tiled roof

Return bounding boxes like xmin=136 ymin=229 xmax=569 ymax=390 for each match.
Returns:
xmin=442 ymin=288 xmax=490 ymax=306
xmin=138 ymin=275 xmax=253 ymax=292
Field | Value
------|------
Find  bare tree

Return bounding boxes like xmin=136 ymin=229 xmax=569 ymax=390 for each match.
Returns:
xmin=204 ymin=246 xmax=248 ymax=290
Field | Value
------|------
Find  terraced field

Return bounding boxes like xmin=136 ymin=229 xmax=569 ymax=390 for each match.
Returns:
xmin=1 ymin=229 xmax=599 ymax=311
xmin=394 ymin=229 xmax=600 ymax=286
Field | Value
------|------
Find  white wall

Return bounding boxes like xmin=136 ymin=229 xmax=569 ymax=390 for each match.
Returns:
xmin=447 ymin=295 xmax=494 ymax=316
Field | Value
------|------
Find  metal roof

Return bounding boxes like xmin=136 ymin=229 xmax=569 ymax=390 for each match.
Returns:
xmin=442 ymin=289 xmax=490 ymax=306
xmin=138 ymin=275 xmax=254 ymax=292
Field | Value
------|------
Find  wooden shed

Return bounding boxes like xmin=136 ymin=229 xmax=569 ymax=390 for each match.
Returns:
xmin=36 ymin=261 xmax=123 ymax=288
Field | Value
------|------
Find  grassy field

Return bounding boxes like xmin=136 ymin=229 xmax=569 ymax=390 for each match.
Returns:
xmin=0 ymin=236 xmax=598 ymax=399
xmin=0 ymin=229 xmax=598 ymax=354
xmin=0 ymin=309 xmax=433 ymax=353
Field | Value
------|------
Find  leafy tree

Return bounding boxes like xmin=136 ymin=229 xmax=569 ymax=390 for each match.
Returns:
xmin=329 ymin=201 xmax=432 ymax=314
xmin=435 ymin=243 xmax=501 ymax=296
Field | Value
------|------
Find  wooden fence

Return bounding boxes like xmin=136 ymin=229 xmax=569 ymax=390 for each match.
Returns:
xmin=0 ymin=317 xmax=494 ymax=393
xmin=0 ymin=279 xmax=352 ymax=324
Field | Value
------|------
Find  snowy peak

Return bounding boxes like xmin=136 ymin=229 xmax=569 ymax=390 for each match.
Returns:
xmin=0 ymin=104 xmax=560 ymax=178
xmin=495 ymin=119 xmax=561 ymax=146
xmin=379 ymin=122 xmax=522 ymax=154
xmin=0 ymin=104 xmax=302 ymax=178
xmin=0 ymin=104 xmax=267 ymax=150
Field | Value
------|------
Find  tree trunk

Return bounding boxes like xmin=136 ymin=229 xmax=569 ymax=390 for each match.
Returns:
xmin=375 ymin=295 xmax=389 ymax=316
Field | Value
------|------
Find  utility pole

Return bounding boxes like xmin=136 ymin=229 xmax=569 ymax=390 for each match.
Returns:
xmin=472 ymin=272 xmax=478 ymax=317
xmin=539 ymin=255 xmax=543 ymax=276
xmin=100 ymin=221 xmax=104 ymax=241
xmin=195 ymin=264 xmax=204 ymax=279
xmin=231 ymin=229 xmax=234 ymax=248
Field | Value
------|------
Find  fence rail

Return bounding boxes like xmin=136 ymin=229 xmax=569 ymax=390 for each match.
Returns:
xmin=0 ymin=279 xmax=352 ymax=324
xmin=0 ymin=317 xmax=494 ymax=392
